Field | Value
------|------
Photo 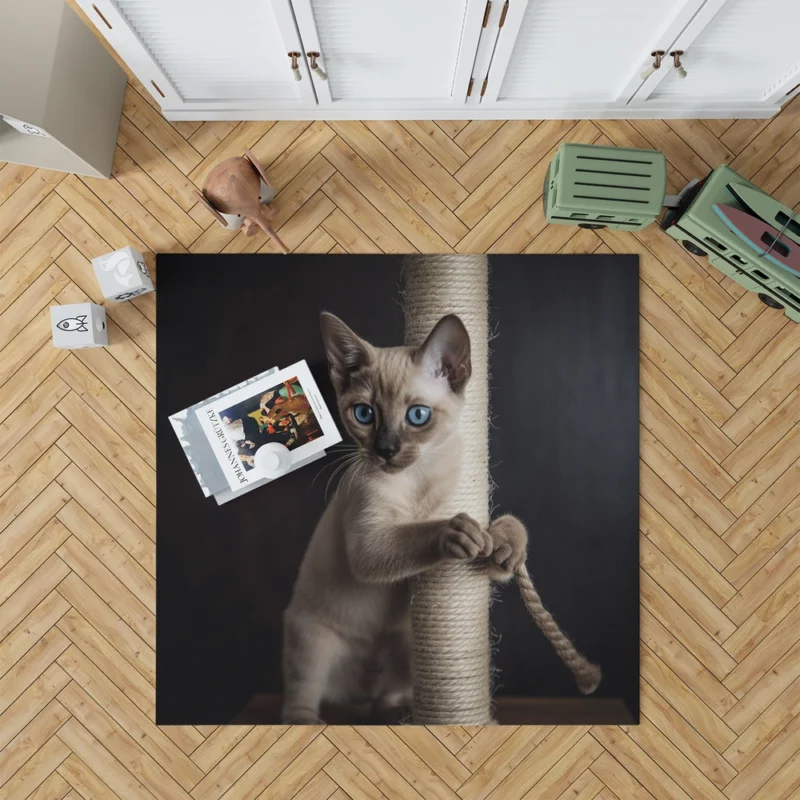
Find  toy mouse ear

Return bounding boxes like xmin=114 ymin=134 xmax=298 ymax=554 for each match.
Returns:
xmin=195 ymin=190 xmax=229 ymax=228
xmin=244 ymin=149 xmax=273 ymax=189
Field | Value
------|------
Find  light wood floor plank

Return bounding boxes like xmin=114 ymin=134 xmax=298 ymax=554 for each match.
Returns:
xmin=401 ymin=120 xmax=469 ymax=175
xmin=57 ymin=718 xmax=158 ymax=800
xmin=57 ymin=681 xmax=192 ymax=800
xmin=190 ymin=726 xmax=288 ymax=800
xmin=0 ymin=163 xmax=37 ymax=206
xmin=0 ymin=697 xmax=70 ymax=788
xmin=329 ymin=121 xmax=468 ymax=246
xmin=724 ymin=561 xmax=800 ymax=658
xmin=0 ymin=170 xmax=64 ymax=243
xmin=261 ymin=122 xmax=334 ymax=189
xmin=517 ymin=733 xmax=603 ymax=800
xmin=57 ymin=645 xmax=204 ymax=789
xmin=187 ymin=121 xmax=238 ymax=158
xmin=322 ymin=137 xmax=452 ymax=252
xmin=364 ymin=121 xmax=468 ymax=210
xmin=0 ymin=591 xmax=70 ymax=680
xmin=0 ymin=193 xmax=69 ymax=275
xmin=641 ymin=572 xmax=737 ymax=682
xmin=56 ymin=429 xmax=155 ymax=542
xmin=0 ymin=627 xmax=70 ymax=717
xmin=55 ymin=492 xmax=154 ymax=604
xmin=27 ymin=770 xmax=72 ymax=800
xmin=457 ymin=727 xmax=551 ymax=800
xmin=0 ymin=519 xmax=72 ymax=610
xmin=116 ymin=115 xmax=200 ymax=211
xmin=55 ymin=356 xmax=155 ymax=468
xmin=122 ymin=85 xmax=202 ymax=175
xmin=323 ymin=751 xmax=387 ymax=800
xmin=55 ymin=174 xmax=148 ymax=255
xmin=455 ymin=120 xmax=573 ymax=228
xmin=111 ymin=147 xmax=202 ymax=249
xmin=724 ymin=676 xmax=800 ymax=772
xmin=637 ymin=680 xmax=736 ymax=789
xmin=56 ymin=572 xmax=154 ymax=684
xmin=2 ymin=733 xmax=71 ymax=800
xmin=56 ymin=536 xmax=154 ymax=646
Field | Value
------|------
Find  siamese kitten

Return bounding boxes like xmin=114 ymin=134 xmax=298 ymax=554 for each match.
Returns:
xmin=281 ymin=312 xmax=527 ymax=724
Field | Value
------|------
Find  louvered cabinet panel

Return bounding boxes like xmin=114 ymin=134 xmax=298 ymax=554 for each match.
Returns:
xmin=115 ymin=0 xmax=296 ymax=100
xmin=292 ymin=0 xmax=480 ymax=105
xmin=495 ymin=0 xmax=699 ymax=102
xmin=648 ymin=0 xmax=800 ymax=102
xmin=76 ymin=0 xmax=316 ymax=110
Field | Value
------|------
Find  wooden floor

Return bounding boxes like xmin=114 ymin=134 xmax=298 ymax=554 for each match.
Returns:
xmin=2 ymin=76 xmax=800 ymax=800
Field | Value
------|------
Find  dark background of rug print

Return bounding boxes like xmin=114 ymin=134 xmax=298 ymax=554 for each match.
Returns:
xmin=156 ymin=254 xmax=639 ymax=724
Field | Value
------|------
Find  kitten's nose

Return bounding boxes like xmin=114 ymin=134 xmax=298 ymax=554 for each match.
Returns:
xmin=376 ymin=436 xmax=400 ymax=461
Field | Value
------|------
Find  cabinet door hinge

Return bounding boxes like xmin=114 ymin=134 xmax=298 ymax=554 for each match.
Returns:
xmin=482 ymin=1 xmax=492 ymax=27
xmin=499 ymin=0 xmax=509 ymax=27
xmin=480 ymin=78 xmax=488 ymax=97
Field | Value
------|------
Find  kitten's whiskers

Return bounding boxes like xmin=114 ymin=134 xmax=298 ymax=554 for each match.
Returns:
xmin=324 ymin=453 xmax=362 ymax=501
xmin=310 ymin=450 xmax=359 ymax=489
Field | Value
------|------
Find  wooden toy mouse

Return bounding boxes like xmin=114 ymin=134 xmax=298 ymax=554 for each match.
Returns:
xmin=197 ymin=149 xmax=289 ymax=253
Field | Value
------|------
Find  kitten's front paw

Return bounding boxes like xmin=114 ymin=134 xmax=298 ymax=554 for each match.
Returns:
xmin=488 ymin=514 xmax=528 ymax=580
xmin=441 ymin=513 xmax=493 ymax=560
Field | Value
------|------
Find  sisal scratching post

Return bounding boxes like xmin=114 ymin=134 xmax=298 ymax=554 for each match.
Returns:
xmin=404 ymin=254 xmax=493 ymax=725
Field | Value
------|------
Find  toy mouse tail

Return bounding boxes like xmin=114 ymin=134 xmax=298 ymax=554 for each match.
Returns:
xmin=254 ymin=215 xmax=289 ymax=254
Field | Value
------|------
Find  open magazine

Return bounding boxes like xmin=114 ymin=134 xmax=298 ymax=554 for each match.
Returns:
xmin=169 ymin=360 xmax=341 ymax=504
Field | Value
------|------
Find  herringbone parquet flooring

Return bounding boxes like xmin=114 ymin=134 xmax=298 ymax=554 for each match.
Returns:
xmin=3 ymin=62 xmax=800 ymax=799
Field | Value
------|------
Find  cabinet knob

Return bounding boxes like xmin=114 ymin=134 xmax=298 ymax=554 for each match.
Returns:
xmin=640 ymin=51 xmax=665 ymax=81
xmin=288 ymin=52 xmax=302 ymax=81
xmin=670 ymin=50 xmax=687 ymax=79
xmin=307 ymin=52 xmax=328 ymax=81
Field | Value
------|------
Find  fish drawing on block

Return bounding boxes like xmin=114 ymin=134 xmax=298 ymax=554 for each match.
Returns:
xmin=712 ymin=204 xmax=800 ymax=278
xmin=56 ymin=315 xmax=89 ymax=332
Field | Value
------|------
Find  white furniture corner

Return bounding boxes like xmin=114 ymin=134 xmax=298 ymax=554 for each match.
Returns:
xmin=76 ymin=0 xmax=800 ymax=121
xmin=0 ymin=0 xmax=127 ymax=178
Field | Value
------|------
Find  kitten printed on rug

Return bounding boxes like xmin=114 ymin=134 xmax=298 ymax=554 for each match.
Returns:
xmin=281 ymin=312 xmax=528 ymax=724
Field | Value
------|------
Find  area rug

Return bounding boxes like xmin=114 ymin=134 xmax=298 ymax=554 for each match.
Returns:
xmin=156 ymin=254 xmax=639 ymax=725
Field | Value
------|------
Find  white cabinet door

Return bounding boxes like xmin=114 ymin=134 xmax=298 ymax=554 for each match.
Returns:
xmin=288 ymin=0 xmax=486 ymax=110
xmin=633 ymin=0 xmax=800 ymax=109
xmin=480 ymin=0 xmax=706 ymax=109
xmin=77 ymin=0 xmax=317 ymax=112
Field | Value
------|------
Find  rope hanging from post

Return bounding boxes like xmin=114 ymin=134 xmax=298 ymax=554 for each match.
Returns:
xmin=514 ymin=563 xmax=602 ymax=695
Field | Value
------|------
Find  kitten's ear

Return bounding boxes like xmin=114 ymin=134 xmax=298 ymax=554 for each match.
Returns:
xmin=418 ymin=314 xmax=471 ymax=394
xmin=320 ymin=312 xmax=372 ymax=391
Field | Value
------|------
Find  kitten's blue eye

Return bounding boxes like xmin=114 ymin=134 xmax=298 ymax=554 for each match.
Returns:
xmin=353 ymin=403 xmax=374 ymax=424
xmin=406 ymin=405 xmax=431 ymax=426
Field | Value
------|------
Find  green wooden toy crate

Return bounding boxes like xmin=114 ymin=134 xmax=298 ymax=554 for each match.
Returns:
xmin=661 ymin=164 xmax=800 ymax=323
xmin=544 ymin=143 xmax=667 ymax=231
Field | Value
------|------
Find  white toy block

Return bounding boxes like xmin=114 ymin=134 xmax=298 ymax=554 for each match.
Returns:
xmin=51 ymin=303 xmax=107 ymax=349
xmin=91 ymin=246 xmax=154 ymax=302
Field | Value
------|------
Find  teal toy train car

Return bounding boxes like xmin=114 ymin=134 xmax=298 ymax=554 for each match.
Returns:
xmin=660 ymin=165 xmax=800 ymax=323
xmin=543 ymin=142 xmax=800 ymax=323
xmin=544 ymin=143 xmax=667 ymax=231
